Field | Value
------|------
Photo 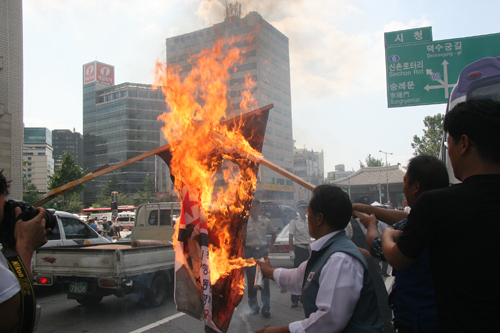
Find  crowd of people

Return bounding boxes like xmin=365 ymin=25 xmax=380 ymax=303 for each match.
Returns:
xmin=253 ymin=99 xmax=500 ymax=332
xmin=2 ymin=98 xmax=500 ymax=332
xmin=85 ymin=216 xmax=122 ymax=241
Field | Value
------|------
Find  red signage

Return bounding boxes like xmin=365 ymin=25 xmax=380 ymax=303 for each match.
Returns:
xmin=83 ymin=61 xmax=114 ymax=85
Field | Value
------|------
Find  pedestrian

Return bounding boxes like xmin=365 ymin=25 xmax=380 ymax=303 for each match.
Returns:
xmin=113 ymin=218 xmax=121 ymax=239
xmin=96 ymin=219 xmax=103 ymax=236
xmin=288 ymin=200 xmax=311 ymax=308
xmin=88 ymin=218 xmax=97 ymax=232
xmin=244 ymin=199 xmax=276 ymax=318
xmin=257 ymin=185 xmax=382 ymax=333
xmin=102 ymin=218 xmax=114 ymax=241
xmin=356 ymin=154 xmax=449 ymax=332
xmin=382 ymin=99 xmax=500 ymax=331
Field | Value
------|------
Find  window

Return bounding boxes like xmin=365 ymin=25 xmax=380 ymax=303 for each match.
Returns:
xmin=47 ymin=223 xmax=61 ymax=241
xmin=61 ymin=217 xmax=98 ymax=239
xmin=148 ymin=209 xmax=180 ymax=226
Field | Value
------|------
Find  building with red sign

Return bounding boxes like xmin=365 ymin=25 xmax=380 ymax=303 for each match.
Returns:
xmin=82 ymin=62 xmax=166 ymax=206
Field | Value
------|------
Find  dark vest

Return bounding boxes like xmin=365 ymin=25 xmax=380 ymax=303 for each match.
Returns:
xmin=302 ymin=231 xmax=382 ymax=332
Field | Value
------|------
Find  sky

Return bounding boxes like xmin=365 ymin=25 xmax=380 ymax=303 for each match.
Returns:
xmin=22 ymin=0 xmax=500 ymax=174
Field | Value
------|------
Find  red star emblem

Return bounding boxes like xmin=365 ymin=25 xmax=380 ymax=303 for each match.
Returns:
xmin=183 ymin=191 xmax=199 ymax=219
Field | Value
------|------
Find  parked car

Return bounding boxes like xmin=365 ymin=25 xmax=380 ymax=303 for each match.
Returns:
xmin=44 ymin=210 xmax=111 ymax=247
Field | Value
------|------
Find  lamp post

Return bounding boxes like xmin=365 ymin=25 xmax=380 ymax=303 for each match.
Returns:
xmin=379 ymin=150 xmax=393 ymax=204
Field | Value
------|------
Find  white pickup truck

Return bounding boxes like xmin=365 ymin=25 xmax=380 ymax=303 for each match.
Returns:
xmin=32 ymin=242 xmax=175 ymax=306
xmin=44 ymin=210 xmax=110 ymax=247
xmin=31 ymin=208 xmax=176 ymax=307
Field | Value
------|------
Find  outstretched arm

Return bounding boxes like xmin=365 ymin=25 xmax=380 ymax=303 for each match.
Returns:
xmin=353 ymin=203 xmax=408 ymax=225
xmin=358 ymin=214 xmax=380 ymax=252
xmin=381 ymin=228 xmax=414 ymax=270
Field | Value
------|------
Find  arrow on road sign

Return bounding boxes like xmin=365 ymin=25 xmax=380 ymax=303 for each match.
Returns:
xmin=424 ymin=60 xmax=456 ymax=98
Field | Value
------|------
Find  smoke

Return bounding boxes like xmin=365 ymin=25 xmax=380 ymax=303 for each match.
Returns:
xmin=195 ymin=0 xmax=303 ymax=25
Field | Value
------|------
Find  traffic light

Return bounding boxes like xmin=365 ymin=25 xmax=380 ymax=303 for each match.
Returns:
xmin=111 ymin=201 xmax=118 ymax=210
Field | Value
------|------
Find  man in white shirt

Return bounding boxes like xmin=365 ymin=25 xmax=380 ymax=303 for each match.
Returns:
xmin=257 ymin=185 xmax=382 ymax=333
xmin=245 ymin=199 xmax=276 ymax=318
xmin=288 ymin=200 xmax=311 ymax=308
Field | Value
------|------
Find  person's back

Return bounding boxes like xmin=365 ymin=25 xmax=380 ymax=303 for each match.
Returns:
xmin=404 ymin=177 xmax=500 ymax=331
xmin=393 ymin=99 xmax=500 ymax=331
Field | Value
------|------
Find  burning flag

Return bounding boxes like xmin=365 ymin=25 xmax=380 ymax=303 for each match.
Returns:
xmin=174 ymin=183 xmax=219 ymax=331
xmin=153 ymin=34 xmax=271 ymax=332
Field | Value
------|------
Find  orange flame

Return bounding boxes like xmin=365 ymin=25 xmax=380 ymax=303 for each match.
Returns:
xmin=154 ymin=36 xmax=261 ymax=285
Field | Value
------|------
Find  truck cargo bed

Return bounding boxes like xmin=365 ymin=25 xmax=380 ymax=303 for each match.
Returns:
xmin=33 ymin=243 xmax=175 ymax=278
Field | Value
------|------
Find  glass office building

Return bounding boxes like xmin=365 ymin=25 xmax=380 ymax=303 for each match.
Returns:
xmin=83 ymin=77 xmax=166 ymax=206
xmin=166 ymin=12 xmax=294 ymax=203
xmin=52 ymin=129 xmax=83 ymax=170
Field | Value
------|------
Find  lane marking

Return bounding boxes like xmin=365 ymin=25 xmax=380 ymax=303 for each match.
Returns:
xmin=129 ymin=312 xmax=185 ymax=333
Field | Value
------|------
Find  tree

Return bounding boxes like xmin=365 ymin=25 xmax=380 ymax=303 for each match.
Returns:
xmin=359 ymin=154 xmax=384 ymax=168
xmin=134 ymin=173 xmax=158 ymax=204
xmin=23 ymin=183 xmax=42 ymax=205
xmin=65 ymin=192 xmax=85 ymax=213
xmin=48 ymin=152 xmax=85 ymax=212
xmin=95 ymin=175 xmax=123 ymax=207
xmin=412 ymin=113 xmax=444 ymax=157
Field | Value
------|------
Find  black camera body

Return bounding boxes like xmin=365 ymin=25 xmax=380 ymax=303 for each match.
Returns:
xmin=0 ymin=200 xmax=57 ymax=249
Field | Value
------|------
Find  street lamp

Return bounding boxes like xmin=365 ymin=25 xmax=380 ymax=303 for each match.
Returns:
xmin=379 ymin=150 xmax=393 ymax=204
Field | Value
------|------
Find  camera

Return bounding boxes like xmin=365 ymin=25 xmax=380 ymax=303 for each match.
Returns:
xmin=0 ymin=200 xmax=57 ymax=249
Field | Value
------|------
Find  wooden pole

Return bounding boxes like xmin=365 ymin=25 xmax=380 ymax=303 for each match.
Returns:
xmin=34 ymin=143 xmax=172 ymax=207
xmin=35 ymin=104 xmax=275 ymax=207
xmin=258 ymin=158 xmax=315 ymax=191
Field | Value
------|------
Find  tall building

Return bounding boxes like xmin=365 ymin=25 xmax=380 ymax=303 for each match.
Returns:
xmin=0 ymin=0 xmax=23 ymax=199
xmin=293 ymin=146 xmax=324 ymax=202
xmin=329 ymin=164 xmax=352 ymax=181
xmin=82 ymin=61 xmax=166 ymax=206
xmin=23 ymin=128 xmax=54 ymax=194
xmin=52 ymin=129 xmax=83 ymax=170
xmin=166 ymin=11 xmax=294 ymax=203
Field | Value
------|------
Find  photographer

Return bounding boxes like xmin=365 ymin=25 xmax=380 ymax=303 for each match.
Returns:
xmin=0 ymin=171 xmax=49 ymax=332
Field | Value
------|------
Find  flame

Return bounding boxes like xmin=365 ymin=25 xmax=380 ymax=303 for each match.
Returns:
xmin=154 ymin=36 xmax=261 ymax=286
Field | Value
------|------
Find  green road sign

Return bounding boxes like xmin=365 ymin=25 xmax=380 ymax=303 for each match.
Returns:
xmin=385 ymin=31 xmax=500 ymax=108
xmin=385 ymin=27 xmax=433 ymax=47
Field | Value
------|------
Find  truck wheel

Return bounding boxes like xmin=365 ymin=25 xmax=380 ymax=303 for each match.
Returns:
xmin=76 ymin=295 xmax=103 ymax=306
xmin=145 ymin=275 xmax=167 ymax=307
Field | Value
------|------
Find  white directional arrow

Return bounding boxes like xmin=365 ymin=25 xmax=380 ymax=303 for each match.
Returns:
xmin=425 ymin=59 xmax=456 ymax=98
xmin=442 ymin=60 xmax=450 ymax=97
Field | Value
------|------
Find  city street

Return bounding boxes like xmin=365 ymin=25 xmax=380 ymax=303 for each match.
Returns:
xmin=35 ymin=276 xmax=316 ymax=333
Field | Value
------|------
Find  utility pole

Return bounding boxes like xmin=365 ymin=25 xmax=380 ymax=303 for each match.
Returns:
xmin=379 ymin=150 xmax=393 ymax=204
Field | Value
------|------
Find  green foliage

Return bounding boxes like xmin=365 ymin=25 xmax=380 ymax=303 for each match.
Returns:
xmin=92 ymin=193 xmax=134 ymax=208
xmin=48 ymin=152 xmax=85 ymax=191
xmin=23 ymin=184 xmax=42 ymax=205
xmin=360 ymin=154 xmax=384 ymax=168
xmin=412 ymin=113 xmax=444 ymax=157
xmin=48 ymin=152 xmax=85 ymax=212
xmin=95 ymin=175 xmax=123 ymax=207
xmin=64 ymin=192 xmax=85 ymax=213
xmin=134 ymin=173 xmax=160 ymax=205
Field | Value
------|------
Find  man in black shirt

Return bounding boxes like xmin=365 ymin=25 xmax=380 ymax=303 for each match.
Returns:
xmin=382 ymin=99 xmax=500 ymax=331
